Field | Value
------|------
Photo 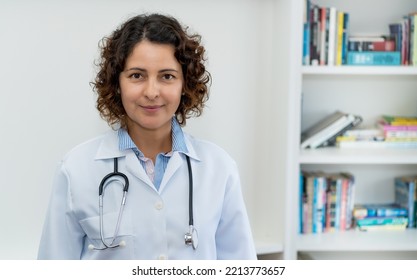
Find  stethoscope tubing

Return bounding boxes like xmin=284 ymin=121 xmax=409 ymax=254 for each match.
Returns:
xmin=92 ymin=155 xmax=197 ymax=251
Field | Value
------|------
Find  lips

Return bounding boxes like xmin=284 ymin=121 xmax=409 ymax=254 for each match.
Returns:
xmin=140 ymin=105 xmax=163 ymax=113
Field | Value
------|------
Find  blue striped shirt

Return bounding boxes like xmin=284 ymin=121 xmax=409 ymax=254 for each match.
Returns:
xmin=118 ymin=118 xmax=188 ymax=190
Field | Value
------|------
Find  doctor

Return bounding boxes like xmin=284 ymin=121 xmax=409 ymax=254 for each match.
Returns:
xmin=38 ymin=13 xmax=256 ymax=260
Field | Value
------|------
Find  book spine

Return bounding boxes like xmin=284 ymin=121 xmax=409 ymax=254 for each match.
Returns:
xmin=412 ymin=14 xmax=417 ymax=65
xmin=341 ymin=12 xmax=349 ymax=65
xmin=346 ymin=175 xmax=355 ymax=229
xmin=377 ymin=208 xmax=408 ymax=217
xmin=335 ymin=11 xmax=344 ymax=66
xmin=340 ymin=178 xmax=348 ymax=230
xmin=395 ymin=178 xmax=414 ymax=228
xmin=356 ymin=217 xmax=408 ymax=226
xmin=315 ymin=176 xmax=326 ymax=233
xmin=348 ymin=40 xmax=395 ymax=52
xmin=302 ymin=0 xmax=311 ymax=65
xmin=299 ymin=172 xmax=304 ymax=233
xmin=319 ymin=7 xmax=326 ymax=65
xmin=305 ymin=175 xmax=314 ymax=233
xmin=312 ymin=176 xmax=318 ymax=233
xmin=335 ymin=177 xmax=342 ymax=229
xmin=401 ymin=18 xmax=408 ymax=65
xmin=410 ymin=181 xmax=415 ymax=227
xmin=358 ymin=224 xmax=407 ymax=231
xmin=327 ymin=7 xmax=337 ymax=66
xmin=303 ymin=23 xmax=311 ymax=65
xmin=310 ymin=5 xmax=320 ymax=65
xmin=326 ymin=177 xmax=337 ymax=232
xmin=347 ymin=51 xmax=401 ymax=65
xmin=389 ymin=23 xmax=402 ymax=53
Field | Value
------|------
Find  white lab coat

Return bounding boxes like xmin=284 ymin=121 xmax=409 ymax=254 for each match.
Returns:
xmin=38 ymin=130 xmax=257 ymax=260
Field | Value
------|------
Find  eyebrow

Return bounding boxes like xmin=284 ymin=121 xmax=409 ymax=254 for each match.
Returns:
xmin=124 ymin=67 xmax=179 ymax=73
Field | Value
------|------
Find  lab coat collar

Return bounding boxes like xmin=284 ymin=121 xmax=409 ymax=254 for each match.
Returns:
xmin=94 ymin=129 xmax=201 ymax=162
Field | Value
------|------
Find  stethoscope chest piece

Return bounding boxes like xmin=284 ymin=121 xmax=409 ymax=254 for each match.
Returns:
xmin=185 ymin=225 xmax=198 ymax=250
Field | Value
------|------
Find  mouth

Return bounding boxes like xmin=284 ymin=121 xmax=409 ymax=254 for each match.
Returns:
xmin=140 ymin=105 xmax=164 ymax=113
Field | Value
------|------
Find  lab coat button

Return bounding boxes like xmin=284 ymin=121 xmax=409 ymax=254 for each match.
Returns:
xmin=155 ymin=201 xmax=163 ymax=210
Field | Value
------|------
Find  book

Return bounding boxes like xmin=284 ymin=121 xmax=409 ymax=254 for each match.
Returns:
xmin=335 ymin=11 xmax=344 ymax=65
xmin=342 ymin=128 xmax=384 ymax=141
xmin=341 ymin=12 xmax=349 ymax=65
xmin=353 ymin=203 xmax=408 ymax=219
xmin=382 ymin=115 xmax=417 ymax=126
xmin=395 ymin=176 xmax=417 ymax=228
xmin=319 ymin=7 xmax=327 ymax=65
xmin=299 ymin=172 xmax=306 ymax=233
xmin=300 ymin=111 xmax=362 ymax=149
xmin=337 ymin=140 xmax=417 ymax=149
xmin=411 ymin=13 xmax=417 ymax=65
xmin=302 ymin=0 xmax=311 ymax=65
xmin=357 ymin=223 xmax=408 ymax=231
xmin=327 ymin=7 xmax=337 ymax=65
xmin=310 ymin=5 xmax=320 ymax=65
xmin=348 ymin=36 xmax=395 ymax=52
xmin=347 ymin=51 xmax=401 ymax=65
xmin=389 ymin=22 xmax=403 ymax=53
xmin=316 ymin=114 xmax=362 ymax=148
xmin=378 ymin=121 xmax=417 ymax=132
xmin=356 ymin=216 xmax=408 ymax=227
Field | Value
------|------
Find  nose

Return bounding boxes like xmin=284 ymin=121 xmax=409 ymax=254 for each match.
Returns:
xmin=144 ymin=79 xmax=159 ymax=100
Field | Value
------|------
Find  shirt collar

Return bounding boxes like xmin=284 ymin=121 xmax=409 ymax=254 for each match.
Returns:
xmin=118 ymin=118 xmax=189 ymax=155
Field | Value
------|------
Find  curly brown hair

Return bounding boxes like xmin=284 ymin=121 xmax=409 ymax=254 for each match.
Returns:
xmin=91 ymin=13 xmax=211 ymax=128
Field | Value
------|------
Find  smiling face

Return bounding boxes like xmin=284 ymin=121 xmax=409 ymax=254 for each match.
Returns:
xmin=119 ymin=40 xmax=184 ymax=135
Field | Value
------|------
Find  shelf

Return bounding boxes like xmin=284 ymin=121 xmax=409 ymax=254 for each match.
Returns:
xmin=255 ymin=240 xmax=283 ymax=255
xmin=302 ymin=66 xmax=417 ymax=76
xmin=297 ymin=229 xmax=417 ymax=252
xmin=299 ymin=147 xmax=417 ymax=164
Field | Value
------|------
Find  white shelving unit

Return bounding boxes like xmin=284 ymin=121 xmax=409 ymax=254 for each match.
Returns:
xmin=284 ymin=0 xmax=417 ymax=259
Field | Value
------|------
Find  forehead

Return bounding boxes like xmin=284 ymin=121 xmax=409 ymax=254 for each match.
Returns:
xmin=125 ymin=40 xmax=180 ymax=69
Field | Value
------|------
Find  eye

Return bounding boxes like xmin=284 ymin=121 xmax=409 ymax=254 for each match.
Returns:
xmin=129 ymin=73 xmax=143 ymax=80
xmin=162 ymin=74 xmax=175 ymax=80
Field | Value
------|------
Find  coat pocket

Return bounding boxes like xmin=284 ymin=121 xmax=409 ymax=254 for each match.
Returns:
xmin=79 ymin=211 xmax=135 ymax=259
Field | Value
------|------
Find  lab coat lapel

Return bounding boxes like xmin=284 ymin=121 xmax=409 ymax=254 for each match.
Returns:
xmin=125 ymin=152 xmax=154 ymax=189
xmin=158 ymin=152 xmax=183 ymax=193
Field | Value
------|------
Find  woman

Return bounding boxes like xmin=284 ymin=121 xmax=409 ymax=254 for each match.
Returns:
xmin=38 ymin=13 xmax=256 ymax=260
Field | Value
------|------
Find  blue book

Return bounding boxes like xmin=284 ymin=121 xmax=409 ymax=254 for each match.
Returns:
xmin=353 ymin=203 xmax=408 ymax=219
xmin=341 ymin=12 xmax=349 ymax=65
xmin=389 ymin=23 xmax=402 ymax=52
xmin=299 ymin=172 xmax=305 ymax=233
xmin=356 ymin=216 xmax=408 ymax=227
xmin=395 ymin=176 xmax=417 ymax=228
xmin=303 ymin=22 xmax=311 ymax=65
xmin=347 ymin=51 xmax=401 ymax=65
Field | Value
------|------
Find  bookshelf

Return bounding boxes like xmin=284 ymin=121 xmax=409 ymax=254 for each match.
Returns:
xmin=284 ymin=0 xmax=417 ymax=259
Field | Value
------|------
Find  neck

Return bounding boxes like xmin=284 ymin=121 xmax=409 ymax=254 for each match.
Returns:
xmin=127 ymin=123 xmax=172 ymax=163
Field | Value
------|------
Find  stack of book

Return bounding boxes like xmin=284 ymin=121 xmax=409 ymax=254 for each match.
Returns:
xmin=353 ymin=203 xmax=408 ymax=231
xmin=395 ymin=175 xmax=417 ymax=228
xmin=300 ymin=171 xmax=355 ymax=234
xmin=347 ymin=12 xmax=417 ymax=66
xmin=300 ymin=110 xmax=362 ymax=149
xmin=336 ymin=115 xmax=417 ymax=148
xmin=380 ymin=115 xmax=417 ymax=144
xmin=347 ymin=35 xmax=400 ymax=66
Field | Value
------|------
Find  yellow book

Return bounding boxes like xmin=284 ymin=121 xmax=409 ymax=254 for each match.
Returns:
xmin=335 ymin=11 xmax=344 ymax=66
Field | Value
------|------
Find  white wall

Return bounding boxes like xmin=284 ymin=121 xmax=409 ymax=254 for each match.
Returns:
xmin=0 ymin=0 xmax=287 ymax=259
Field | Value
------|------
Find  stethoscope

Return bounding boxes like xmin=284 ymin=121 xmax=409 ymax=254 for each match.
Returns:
xmin=88 ymin=155 xmax=198 ymax=251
